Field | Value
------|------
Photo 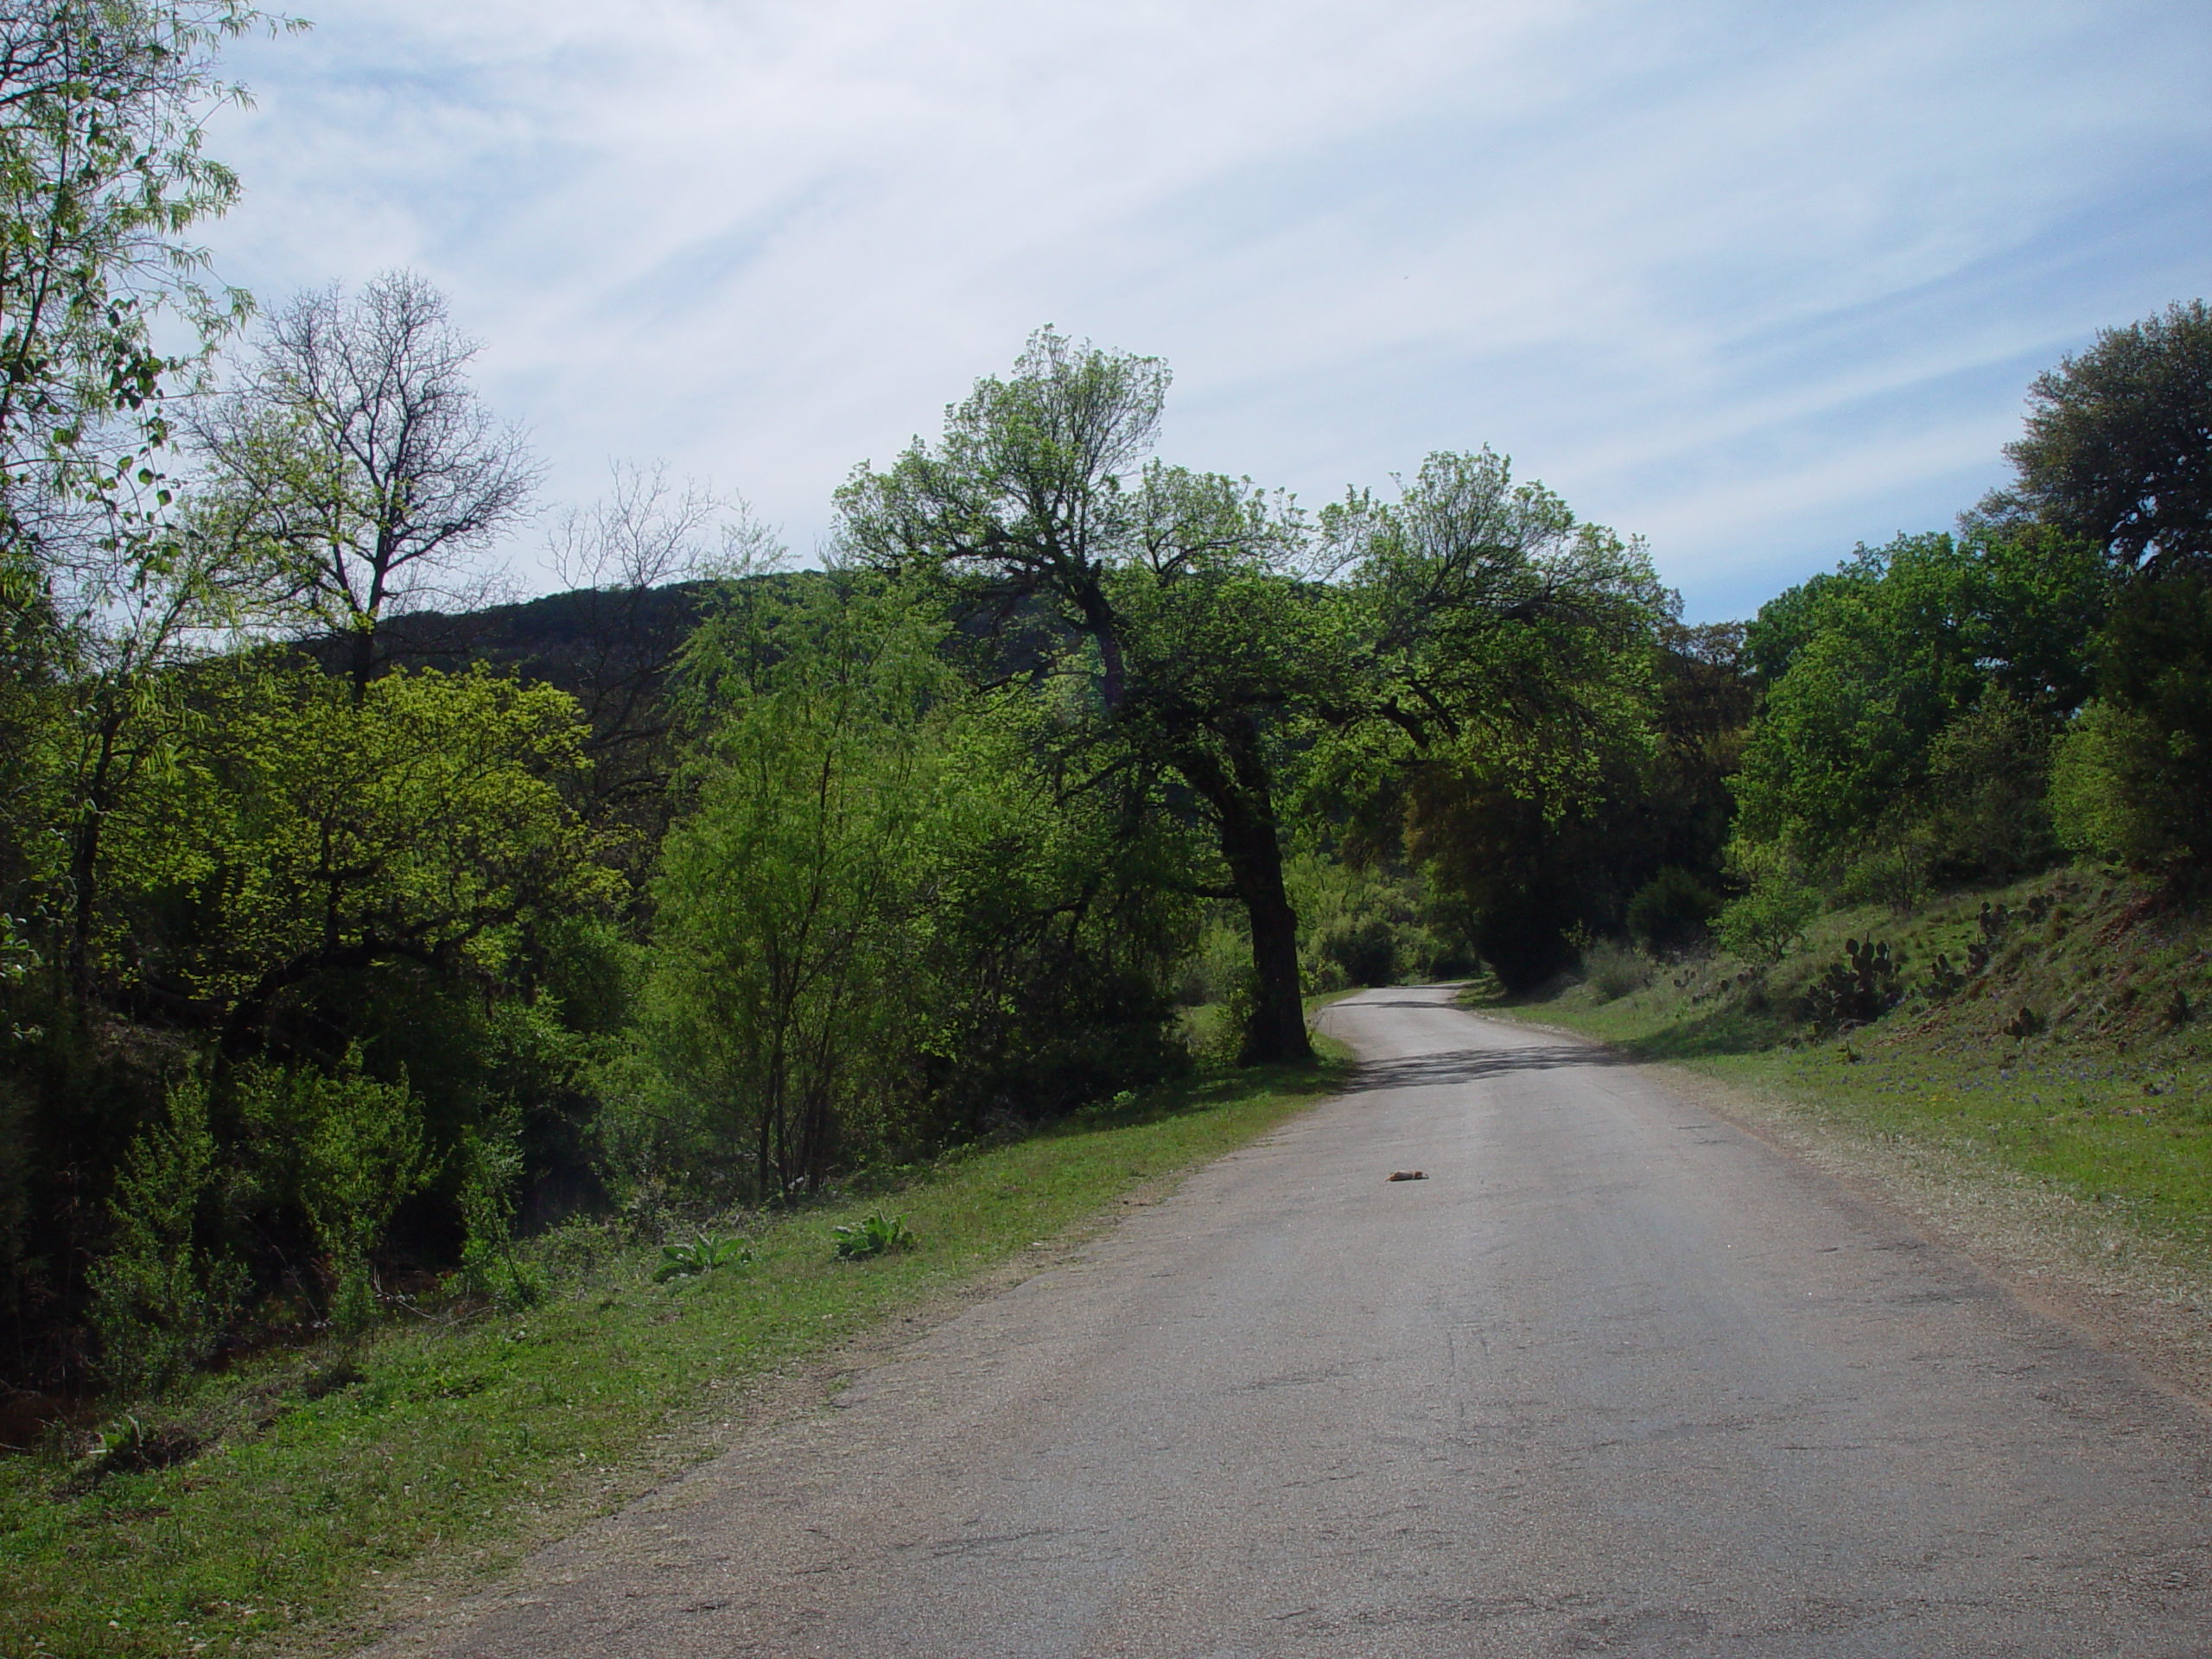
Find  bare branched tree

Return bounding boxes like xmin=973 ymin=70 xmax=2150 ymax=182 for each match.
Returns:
xmin=543 ymin=461 xmax=779 ymax=827
xmin=192 ymin=270 xmax=541 ymax=691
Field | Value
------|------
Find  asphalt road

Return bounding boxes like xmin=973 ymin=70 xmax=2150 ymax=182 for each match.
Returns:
xmin=378 ymin=985 xmax=2212 ymax=1657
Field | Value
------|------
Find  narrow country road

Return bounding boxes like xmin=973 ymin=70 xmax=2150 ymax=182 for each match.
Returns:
xmin=378 ymin=986 xmax=2212 ymax=1657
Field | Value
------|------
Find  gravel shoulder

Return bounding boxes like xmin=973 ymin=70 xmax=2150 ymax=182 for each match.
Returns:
xmin=1580 ymin=1036 xmax=2212 ymax=1411
xmin=1645 ymin=1052 xmax=2212 ymax=1407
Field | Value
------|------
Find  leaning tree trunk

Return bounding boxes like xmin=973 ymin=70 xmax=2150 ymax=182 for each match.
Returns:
xmin=1177 ymin=723 xmax=1313 ymax=1066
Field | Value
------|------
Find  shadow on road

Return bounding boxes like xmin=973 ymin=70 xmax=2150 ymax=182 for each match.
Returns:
xmin=1339 ymin=996 xmax=1468 ymax=1009
xmin=1344 ymin=1044 xmax=1632 ymax=1092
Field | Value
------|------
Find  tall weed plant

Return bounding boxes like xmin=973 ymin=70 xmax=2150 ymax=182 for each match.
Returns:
xmin=1714 ymin=841 xmax=1821 ymax=963
xmin=457 ymin=1114 xmax=541 ymax=1310
xmin=86 ymin=1071 xmax=246 ymax=1394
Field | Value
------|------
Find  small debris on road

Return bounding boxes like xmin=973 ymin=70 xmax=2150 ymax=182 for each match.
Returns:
xmin=1387 ymin=1170 xmax=1427 ymax=1182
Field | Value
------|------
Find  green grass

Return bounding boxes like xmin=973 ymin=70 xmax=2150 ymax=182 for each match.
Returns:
xmin=1478 ymin=864 xmax=2212 ymax=1252
xmin=0 ymin=1057 xmax=1344 ymax=1659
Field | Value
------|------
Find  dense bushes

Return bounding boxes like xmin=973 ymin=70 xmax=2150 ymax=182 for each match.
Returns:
xmin=2052 ymin=572 xmax=2212 ymax=863
xmin=1290 ymin=855 xmax=1472 ymax=993
xmin=622 ymin=576 xmax=1201 ymax=1203
xmin=0 ymin=660 xmax=619 ymax=1386
xmin=1729 ymin=526 xmax=2103 ymax=899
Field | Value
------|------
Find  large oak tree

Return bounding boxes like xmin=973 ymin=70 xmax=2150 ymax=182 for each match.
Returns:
xmin=840 ymin=330 xmax=1663 ymax=1060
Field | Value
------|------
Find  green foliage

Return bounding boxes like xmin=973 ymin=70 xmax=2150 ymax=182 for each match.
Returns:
xmin=457 ymin=1116 xmax=541 ymax=1311
xmin=840 ymin=335 xmax=1665 ymax=1060
xmin=1581 ymin=938 xmax=1654 ymax=1003
xmin=1376 ymin=607 xmax=1734 ymax=992
xmin=2053 ymin=570 xmax=2212 ymax=865
xmin=1714 ymin=845 xmax=1821 ymax=963
xmin=0 ymin=0 xmax=269 ymax=581
xmin=1625 ymin=867 xmax=1720 ymax=952
xmin=1338 ymin=448 xmax=1667 ymax=804
xmin=1910 ymin=689 xmax=2057 ymax=882
xmin=1732 ymin=528 xmax=2105 ymax=870
xmin=1288 ymin=854 xmax=1469 ymax=992
xmin=837 ymin=328 xmax=1329 ymax=1065
xmin=636 ymin=569 xmax=1205 ymax=1202
xmin=642 ymin=583 xmax=953 ymax=1198
xmin=86 ymin=1070 xmax=245 ymax=1394
xmin=14 ymin=244 xmax=2200 ymax=1427
xmin=1996 ymin=298 xmax=2212 ymax=572
xmin=2049 ymin=700 xmax=2193 ymax=865
xmin=652 ymin=1231 xmax=750 ymax=1284
xmin=137 ymin=662 xmax=617 ymax=1023
xmin=240 ymin=1052 xmax=435 ymax=1335
xmin=832 ymin=1209 xmax=913 ymax=1259
xmin=0 ymin=1061 xmax=1327 ymax=1659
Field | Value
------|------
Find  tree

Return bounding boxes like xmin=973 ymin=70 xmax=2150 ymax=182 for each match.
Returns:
xmin=1309 ymin=449 xmax=1669 ymax=989
xmin=112 ymin=661 xmax=618 ymax=1043
xmin=645 ymin=587 xmax=944 ymax=1198
xmin=192 ymin=270 xmax=540 ymax=693
xmin=838 ymin=330 xmax=1329 ymax=1063
xmin=0 ymin=0 xmax=290 ymax=1015
xmin=1994 ymin=300 xmax=2212 ymax=574
xmin=1978 ymin=301 xmax=2212 ymax=867
xmin=1 ymin=0 xmax=280 ymax=605
xmin=640 ymin=572 xmax=1201 ymax=1196
xmin=539 ymin=461 xmax=773 ymax=833
xmin=841 ymin=333 xmax=1663 ymax=1054
xmin=2050 ymin=570 xmax=2212 ymax=866
xmin=1734 ymin=528 xmax=2096 ymax=889
xmin=48 ymin=507 xmax=276 ymax=1004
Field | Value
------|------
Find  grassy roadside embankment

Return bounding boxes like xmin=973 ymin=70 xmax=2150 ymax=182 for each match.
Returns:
xmin=1472 ymin=861 xmax=2212 ymax=1390
xmin=0 ymin=1052 xmax=1345 ymax=1659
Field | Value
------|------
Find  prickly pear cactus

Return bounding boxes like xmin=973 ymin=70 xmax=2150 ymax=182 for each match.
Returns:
xmin=1925 ymin=952 xmax=1966 ymax=999
xmin=1963 ymin=901 xmax=2011 ymax=976
xmin=1804 ymin=937 xmax=1904 ymax=1030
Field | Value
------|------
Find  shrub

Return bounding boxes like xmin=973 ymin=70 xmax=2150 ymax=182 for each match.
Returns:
xmin=1914 ymin=690 xmax=2056 ymax=882
xmin=1834 ymin=846 xmax=1927 ymax=913
xmin=1802 ymin=938 xmax=1904 ymax=1030
xmin=86 ymin=1071 xmax=246 ymax=1395
xmin=1625 ymin=868 xmax=1720 ymax=952
xmin=1289 ymin=855 xmax=1470 ymax=992
xmin=242 ymin=1052 xmax=435 ymax=1335
xmin=652 ymin=1231 xmax=750 ymax=1285
xmin=457 ymin=1116 xmax=542 ymax=1311
xmin=2056 ymin=571 xmax=2212 ymax=865
xmin=1713 ymin=843 xmax=1821 ymax=963
xmin=832 ymin=1209 xmax=913 ymax=1259
xmin=2050 ymin=699 xmax=2196 ymax=864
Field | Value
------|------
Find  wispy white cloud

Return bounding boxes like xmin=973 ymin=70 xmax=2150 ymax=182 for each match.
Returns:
xmin=200 ymin=0 xmax=2212 ymax=616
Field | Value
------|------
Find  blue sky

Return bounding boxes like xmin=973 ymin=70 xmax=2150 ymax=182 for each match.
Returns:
xmin=200 ymin=0 xmax=2212 ymax=620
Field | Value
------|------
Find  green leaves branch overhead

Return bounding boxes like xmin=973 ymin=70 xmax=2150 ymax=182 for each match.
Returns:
xmin=0 ymin=1 xmax=291 ymax=593
xmin=107 ymin=661 xmax=619 ymax=1027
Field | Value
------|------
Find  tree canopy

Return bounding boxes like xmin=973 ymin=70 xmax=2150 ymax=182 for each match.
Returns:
xmin=839 ymin=330 xmax=1666 ymax=1054
xmin=1996 ymin=300 xmax=2212 ymax=574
